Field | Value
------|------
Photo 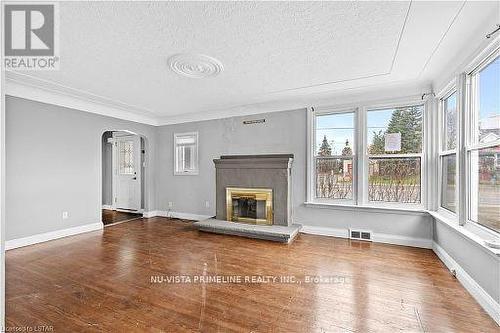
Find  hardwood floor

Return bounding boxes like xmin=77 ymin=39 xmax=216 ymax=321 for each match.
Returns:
xmin=101 ymin=209 xmax=142 ymax=225
xmin=6 ymin=218 xmax=497 ymax=332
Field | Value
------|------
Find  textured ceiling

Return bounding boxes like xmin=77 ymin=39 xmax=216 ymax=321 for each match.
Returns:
xmin=5 ymin=1 xmax=499 ymax=124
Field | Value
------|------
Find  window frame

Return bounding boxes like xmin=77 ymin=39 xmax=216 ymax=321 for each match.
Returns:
xmin=307 ymin=98 xmax=427 ymax=210
xmin=118 ymin=139 xmax=136 ymax=175
xmin=173 ymin=131 xmax=199 ymax=176
xmin=363 ymin=100 xmax=426 ymax=209
xmin=437 ymin=86 xmax=459 ymax=218
xmin=310 ymin=107 xmax=358 ymax=205
xmin=464 ymin=48 xmax=500 ymax=233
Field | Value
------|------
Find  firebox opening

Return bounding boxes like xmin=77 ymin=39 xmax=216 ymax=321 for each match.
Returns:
xmin=226 ymin=187 xmax=273 ymax=225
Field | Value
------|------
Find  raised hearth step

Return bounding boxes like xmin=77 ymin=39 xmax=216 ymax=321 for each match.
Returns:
xmin=193 ymin=219 xmax=301 ymax=244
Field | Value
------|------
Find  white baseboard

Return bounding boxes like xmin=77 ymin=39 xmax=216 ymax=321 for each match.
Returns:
xmin=300 ymin=225 xmax=348 ymax=238
xmin=5 ymin=222 xmax=104 ymax=250
xmin=142 ymin=210 xmax=212 ymax=221
xmin=433 ymin=242 xmax=500 ymax=325
xmin=373 ymin=233 xmax=433 ymax=249
xmin=102 ymin=206 xmax=144 ymax=214
xmin=142 ymin=210 xmax=159 ymax=218
xmin=300 ymin=225 xmax=432 ymax=249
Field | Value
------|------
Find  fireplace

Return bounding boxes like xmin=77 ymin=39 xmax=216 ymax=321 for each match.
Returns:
xmin=214 ymin=154 xmax=293 ymax=226
xmin=226 ymin=187 xmax=273 ymax=225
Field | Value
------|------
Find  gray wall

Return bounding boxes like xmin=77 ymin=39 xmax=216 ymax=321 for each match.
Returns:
xmin=102 ymin=131 xmax=113 ymax=206
xmin=5 ymin=96 xmax=157 ymax=241
xmin=156 ymin=108 xmax=433 ymax=241
xmin=433 ymin=220 xmax=499 ymax=304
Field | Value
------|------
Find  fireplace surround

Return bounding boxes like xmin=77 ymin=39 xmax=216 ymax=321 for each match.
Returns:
xmin=214 ymin=154 xmax=293 ymax=226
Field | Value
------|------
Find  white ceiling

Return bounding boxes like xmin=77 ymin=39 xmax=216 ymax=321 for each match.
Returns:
xmin=6 ymin=1 xmax=500 ymax=125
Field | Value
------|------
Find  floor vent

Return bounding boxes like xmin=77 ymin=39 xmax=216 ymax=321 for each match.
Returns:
xmin=349 ymin=229 xmax=372 ymax=241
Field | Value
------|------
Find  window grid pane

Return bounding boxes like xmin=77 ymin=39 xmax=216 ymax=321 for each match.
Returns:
xmin=183 ymin=145 xmax=194 ymax=170
xmin=368 ymin=157 xmax=421 ymax=204
xmin=119 ymin=140 xmax=134 ymax=175
xmin=367 ymin=105 xmax=423 ymax=155
xmin=315 ymin=157 xmax=353 ymax=200
xmin=440 ymin=154 xmax=457 ymax=213
xmin=474 ymin=56 xmax=499 ymax=145
xmin=315 ymin=112 xmax=355 ymax=201
xmin=443 ymin=93 xmax=457 ymax=150
xmin=315 ymin=112 xmax=355 ymax=156
xmin=469 ymin=146 xmax=500 ymax=233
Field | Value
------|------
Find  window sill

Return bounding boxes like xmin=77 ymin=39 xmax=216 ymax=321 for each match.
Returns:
xmin=303 ymin=201 xmax=427 ymax=216
xmin=174 ymin=171 xmax=199 ymax=176
xmin=428 ymin=210 xmax=500 ymax=257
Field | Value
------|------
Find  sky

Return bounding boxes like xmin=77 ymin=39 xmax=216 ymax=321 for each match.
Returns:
xmin=479 ymin=56 xmax=499 ymax=126
xmin=316 ymin=112 xmax=354 ymax=154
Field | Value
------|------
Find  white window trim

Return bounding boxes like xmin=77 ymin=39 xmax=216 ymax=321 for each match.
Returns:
xmin=463 ymin=47 xmax=500 ymax=232
xmin=437 ymin=85 xmax=459 ymax=219
xmin=173 ymin=131 xmax=199 ymax=176
xmin=429 ymin=38 xmax=500 ymax=241
xmin=307 ymin=97 xmax=428 ymax=210
xmin=363 ymin=99 xmax=427 ymax=209
xmin=308 ymin=106 xmax=358 ymax=205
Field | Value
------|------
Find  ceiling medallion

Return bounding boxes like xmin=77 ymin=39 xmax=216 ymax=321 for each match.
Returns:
xmin=168 ymin=53 xmax=224 ymax=79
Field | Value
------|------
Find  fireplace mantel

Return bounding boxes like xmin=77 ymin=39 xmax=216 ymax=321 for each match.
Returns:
xmin=214 ymin=154 xmax=293 ymax=169
xmin=214 ymin=154 xmax=293 ymax=226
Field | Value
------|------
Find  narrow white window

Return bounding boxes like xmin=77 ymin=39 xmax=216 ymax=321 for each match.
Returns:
xmin=366 ymin=104 xmax=424 ymax=205
xmin=439 ymin=91 xmax=458 ymax=213
xmin=174 ymin=132 xmax=199 ymax=175
xmin=313 ymin=110 xmax=356 ymax=203
xmin=467 ymin=53 xmax=499 ymax=233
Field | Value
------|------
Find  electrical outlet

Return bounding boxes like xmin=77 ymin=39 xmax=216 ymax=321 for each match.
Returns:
xmin=205 ymin=201 xmax=210 ymax=208
xmin=168 ymin=202 xmax=173 ymax=208
xmin=62 ymin=211 xmax=69 ymax=219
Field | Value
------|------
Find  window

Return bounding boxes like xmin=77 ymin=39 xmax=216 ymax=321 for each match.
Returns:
xmin=366 ymin=105 xmax=424 ymax=204
xmin=439 ymin=92 xmax=457 ymax=213
xmin=314 ymin=110 xmax=355 ymax=202
xmin=308 ymin=102 xmax=425 ymax=208
xmin=119 ymin=140 xmax=135 ymax=175
xmin=467 ymin=53 xmax=499 ymax=233
xmin=174 ymin=132 xmax=199 ymax=175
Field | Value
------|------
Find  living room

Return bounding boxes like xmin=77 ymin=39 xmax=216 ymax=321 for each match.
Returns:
xmin=0 ymin=1 xmax=499 ymax=331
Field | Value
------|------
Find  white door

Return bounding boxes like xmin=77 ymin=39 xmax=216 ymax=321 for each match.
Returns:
xmin=114 ymin=135 xmax=141 ymax=211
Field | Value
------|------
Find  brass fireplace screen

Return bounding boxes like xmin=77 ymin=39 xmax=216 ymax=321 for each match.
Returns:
xmin=226 ymin=187 xmax=273 ymax=225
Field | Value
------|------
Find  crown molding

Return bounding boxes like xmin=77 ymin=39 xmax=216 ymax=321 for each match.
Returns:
xmin=5 ymin=72 xmax=159 ymax=126
xmin=5 ymin=72 xmax=430 ymax=127
xmin=156 ymin=80 xmax=432 ymax=126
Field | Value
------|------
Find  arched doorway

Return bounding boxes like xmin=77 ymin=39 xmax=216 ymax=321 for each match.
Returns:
xmin=101 ymin=130 xmax=145 ymax=226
